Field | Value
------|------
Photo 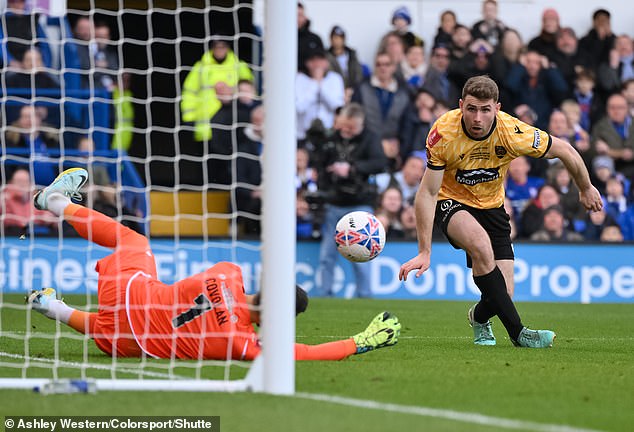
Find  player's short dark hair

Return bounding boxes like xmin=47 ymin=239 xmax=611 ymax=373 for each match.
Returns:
xmin=252 ymin=285 xmax=309 ymax=316
xmin=462 ymin=75 xmax=499 ymax=102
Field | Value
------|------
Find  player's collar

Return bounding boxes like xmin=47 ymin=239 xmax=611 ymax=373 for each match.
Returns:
xmin=461 ymin=117 xmax=497 ymax=141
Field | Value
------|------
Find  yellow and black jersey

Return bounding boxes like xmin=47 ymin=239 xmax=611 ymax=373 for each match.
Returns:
xmin=426 ymin=109 xmax=551 ymax=209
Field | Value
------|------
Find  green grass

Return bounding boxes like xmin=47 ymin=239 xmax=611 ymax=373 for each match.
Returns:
xmin=1 ymin=295 xmax=633 ymax=432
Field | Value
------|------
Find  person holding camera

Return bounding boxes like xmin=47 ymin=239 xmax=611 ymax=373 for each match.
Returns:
xmin=309 ymin=103 xmax=388 ymax=298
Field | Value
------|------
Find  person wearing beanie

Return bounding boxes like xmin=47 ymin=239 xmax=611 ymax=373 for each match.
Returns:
xmin=390 ymin=5 xmax=422 ymax=49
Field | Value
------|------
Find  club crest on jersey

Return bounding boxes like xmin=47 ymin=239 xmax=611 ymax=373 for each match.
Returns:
xmin=427 ymin=127 xmax=442 ymax=148
xmin=532 ymin=130 xmax=541 ymax=149
xmin=495 ymin=146 xmax=507 ymax=158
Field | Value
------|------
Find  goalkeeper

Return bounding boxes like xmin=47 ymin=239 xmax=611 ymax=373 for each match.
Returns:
xmin=27 ymin=168 xmax=400 ymax=361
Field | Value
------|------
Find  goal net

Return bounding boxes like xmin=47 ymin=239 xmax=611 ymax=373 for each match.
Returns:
xmin=0 ymin=0 xmax=296 ymax=394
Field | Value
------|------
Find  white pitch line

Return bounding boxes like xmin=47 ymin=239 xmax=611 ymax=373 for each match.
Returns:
xmin=296 ymin=392 xmax=604 ymax=432
xmin=0 ymin=351 xmax=187 ymax=380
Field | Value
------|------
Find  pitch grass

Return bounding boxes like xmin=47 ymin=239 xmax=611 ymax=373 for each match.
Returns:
xmin=1 ymin=295 xmax=633 ymax=432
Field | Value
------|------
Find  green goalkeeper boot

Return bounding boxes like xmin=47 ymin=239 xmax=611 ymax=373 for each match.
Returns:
xmin=34 ymin=167 xmax=88 ymax=210
xmin=353 ymin=311 xmax=401 ymax=354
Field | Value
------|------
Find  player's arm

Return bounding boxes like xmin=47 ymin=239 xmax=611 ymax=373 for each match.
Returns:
xmin=399 ymin=167 xmax=444 ymax=280
xmin=544 ymin=136 xmax=603 ymax=212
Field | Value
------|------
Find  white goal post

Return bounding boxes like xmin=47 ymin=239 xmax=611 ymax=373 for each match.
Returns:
xmin=0 ymin=0 xmax=297 ymax=394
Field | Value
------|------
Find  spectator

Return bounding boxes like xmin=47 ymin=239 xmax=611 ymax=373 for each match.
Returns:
xmin=312 ymin=103 xmax=387 ymax=298
xmin=352 ymin=52 xmax=410 ymax=171
xmin=296 ymin=147 xmax=318 ymax=195
xmin=0 ymin=0 xmax=52 ymax=68
xmin=551 ymin=27 xmax=593 ymax=90
xmin=398 ymin=199 xmax=418 ymax=240
xmin=572 ymin=68 xmax=603 ymax=133
xmin=422 ymin=44 xmax=461 ymax=108
xmin=559 ymin=100 xmax=591 ymax=158
xmin=0 ymin=167 xmax=57 ymax=236
xmin=375 ymin=186 xmax=405 ymax=239
xmin=449 ymin=24 xmax=472 ymax=61
xmin=617 ymin=202 xmax=634 ymax=240
xmin=530 ymin=204 xmax=583 ymax=242
xmin=471 ymin=0 xmax=506 ymax=49
xmin=5 ymin=105 xmax=59 ymax=186
xmin=581 ymin=205 xmax=618 ymax=241
xmin=604 ymin=175 xmax=629 ymax=223
xmin=448 ymin=37 xmax=494 ymax=91
xmin=600 ymin=224 xmax=624 ymax=242
xmin=5 ymin=48 xmax=59 ymax=90
xmin=297 ymin=2 xmax=324 ymax=71
xmin=597 ymin=34 xmax=634 ymax=96
xmin=513 ymin=104 xmax=538 ymax=126
xmin=237 ymin=79 xmax=258 ymax=109
xmin=378 ymin=31 xmax=406 ymax=67
xmin=434 ymin=10 xmax=457 ymax=48
xmin=520 ymin=184 xmax=562 ymax=239
xmin=396 ymin=43 xmax=427 ymax=95
xmin=590 ymin=93 xmax=634 ymax=177
xmin=389 ymin=6 xmax=423 ymax=49
xmin=622 ymin=79 xmax=634 ymax=118
xmin=326 ymin=25 xmax=364 ymax=97
xmin=74 ymin=18 xmax=119 ymax=91
xmin=578 ymin=9 xmax=615 ymax=73
xmin=399 ymin=89 xmax=435 ymax=160
xmin=528 ymin=8 xmax=560 ymax=62
xmin=181 ymin=37 xmax=253 ymax=142
xmin=505 ymin=156 xmax=544 ymax=221
xmin=590 ymin=155 xmax=615 ymax=196
xmin=76 ymin=136 xmax=112 ymax=191
xmin=506 ymin=50 xmax=568 ymax=130
xmin=489 ymin=28 xmax=524 ymax=109
xmin=503 ymin=197 xmax=518 ymax=240
xmin=376 ymin=153 xmax=425 ymax=203
xmin=91 ymin=182 xmax=143 ymax=235
xmin=547 ymin=161 xmax=586 ymax=225
xmin=296 ymin=49 xmax=345 ymax=141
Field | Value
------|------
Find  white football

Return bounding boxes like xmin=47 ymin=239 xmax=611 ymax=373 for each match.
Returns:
xmin=334 ymin=211 xmax=386 ymax=262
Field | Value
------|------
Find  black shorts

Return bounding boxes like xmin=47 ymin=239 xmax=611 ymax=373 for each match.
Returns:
xmin=434 ymin=199 xmax=514 ymax=268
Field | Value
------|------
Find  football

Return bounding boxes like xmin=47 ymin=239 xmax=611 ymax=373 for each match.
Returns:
xmin=334 ymin=211 xmax=386 ymax=262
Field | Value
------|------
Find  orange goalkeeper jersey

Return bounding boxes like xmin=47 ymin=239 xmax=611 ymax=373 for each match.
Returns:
xmin=126 ymin=262 xmax=261 ymax=360
xmin=426 ymin=109 xmax=552 ymax=209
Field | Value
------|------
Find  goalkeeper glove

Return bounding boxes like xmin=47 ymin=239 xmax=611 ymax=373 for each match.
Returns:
xmin=352 ymin=311 xmax=401 ymax=354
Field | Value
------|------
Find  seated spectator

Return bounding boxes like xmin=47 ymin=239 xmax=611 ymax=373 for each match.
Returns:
xmin=389 ymin=6 xmax=423 ymax=49
xmin=578 ymin=9 xmax=615 ymax=74
xmin=530 ymin=204 xmax=583 ymax=242
xmin=0 ymin=0 xmax=52 ymax=68
xmin=604 ymin=175 xmax=629 ymax=222
xmin=505 ymin=156 xmax=544 ymax=220
xmin=297 ymin=2 xmax=324 ymax=71
xmin=546 ymin=161 xmax=586 ymax=225
xmin=5 ymin=48 xmax=59 ymax=90
xmin=560 ymin=100 xmax=591 ymax=157
xmin=378 ymin=31 xmax=407 ymax=66
xmin=622 ymin=79 xmax=634 ymax=118
xmin=352 ymin=52 xmax=410 ymax=171
xmin=326 ymin=25 xmax=364 ymax=98
xmin=572 ymin=68 xmax=603 ymax=133
xmin=4 ymin=105 xmax=58 ymax=186
xmin=617 ymin=202 xmax=634 ymax=240
xmin=376 ymin=153 xmax=425 ymax=203
xmin=528 ymin=8 xmax=560 ymax=61
xmin=489 ymin=28 xmax=523 ymax=109
xmin=551 ymin=27 xmax=593 ymax=90
xmin=590 ymin=93 xmax=634 ymax=177
xmin=600 ymin=224 xmax=624 ymax=242
xmin=434 ymin=10 xmax=457 ymax=48
xmin=520 ymin=184 xmax=562 ymax=239
xmin=471 ymin=0 xmax=506 ymax=49
xmin=422 ymin=44 xmax=461 ymax=108
xmin=296 ymin=147 xmax=318 ymax=194
xmin=590 ymin=155 xmax=615 ymax=196
xmin=74 ymin=18 xmax=119 ymax=91
xmin=296 ymin=190 xmax=317 ymax=240
xmin=581 ymin=205 xmax=618 ymax=241
xmin=449 ymin=24 xmax=472 ymax=61
xmin=396 ymin=43 xmax=427 ymax=95
xmin=597 ymin=34 xmax=634 ymax=97
xmin=448 ymin=37 xmax=494 ymax=90
xmin=514 ymin=104 xmax=538 ymax=126
xmin=375 ymin=186 xmax=405 ymax=239
xmin=0 ymin=167 xmax=57 ymax=236
xmin=548 ymin=109 xmax=589 ymax=164
xmin=506 ymin=50 xmax=568 ymax=130
xmin=398 ymin=199 xmax=418 ymax=241
xmin=399 ymin=90 xmax=435 ymax=159
xmin=296 ymin=49 xmax=345 ymax=141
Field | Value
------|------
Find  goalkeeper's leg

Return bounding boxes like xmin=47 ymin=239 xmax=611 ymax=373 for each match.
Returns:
xmin=27 ymin=288 xmax=96 ymax=335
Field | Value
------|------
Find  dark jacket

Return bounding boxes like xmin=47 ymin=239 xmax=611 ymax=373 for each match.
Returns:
xmin=578 ymin=29 xmax=616 ymax=72
xmin=298 ymin=21 xmax=324 ymax=72
xmin=327 ymin=46 xmax=364 ymax=89
xmin=352 ymin=79 xmax=411 ymax=139
xmin=422 ymin=67 xmax=461 ymax=108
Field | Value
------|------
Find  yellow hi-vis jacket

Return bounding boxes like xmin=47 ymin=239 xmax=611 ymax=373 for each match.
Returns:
xmin=112 ymin=88 xmax=134 ymax=151
xmin=180 ymin=50 xmax=253 ymax=141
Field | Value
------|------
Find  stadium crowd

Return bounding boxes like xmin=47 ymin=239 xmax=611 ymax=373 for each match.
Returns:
xmin=1 ymin=1 xmax=634 ymax=244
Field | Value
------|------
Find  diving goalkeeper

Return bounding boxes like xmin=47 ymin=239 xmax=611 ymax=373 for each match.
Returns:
xmin=27 ymin=168 xmax=400 ymax=361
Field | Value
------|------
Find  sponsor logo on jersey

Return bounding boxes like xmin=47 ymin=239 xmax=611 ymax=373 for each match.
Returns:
xmin=455 ymin=167 xmax=500 ymax=185
xmin=427 ymin=127 xmax=442 ymax=148
xmin=532 ymin=130 xmax=541 ymax=149
xmin=495 ymin=146 xmax=507 ymax=158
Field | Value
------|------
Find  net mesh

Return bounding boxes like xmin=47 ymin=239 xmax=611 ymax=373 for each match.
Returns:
xmin=0 ymin=1 xmax=265 ymax=387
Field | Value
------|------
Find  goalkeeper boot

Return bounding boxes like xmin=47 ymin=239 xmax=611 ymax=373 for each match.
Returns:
xmin=468 ymin=304 xmax=496 ymax=346
xmin=513 ymin=327 xmax=556 ymax=348
xmin=34 ymin=167 xmax=88 ymax=210
xmin=352 ymin=311 xmax=401 ymax=354
xmin=26 ymin=288 xmax=58 ymax=316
